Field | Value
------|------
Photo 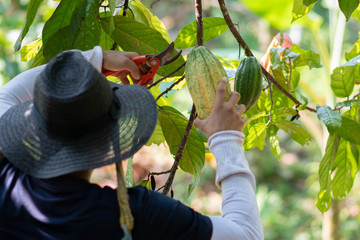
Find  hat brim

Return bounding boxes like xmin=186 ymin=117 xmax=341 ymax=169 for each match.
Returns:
xmin=0 ymin=83 xmax=157 ymax=178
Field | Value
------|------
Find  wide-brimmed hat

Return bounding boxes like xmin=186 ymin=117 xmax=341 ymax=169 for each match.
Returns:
xmin=0 ymin=51 xmax=158 ymax=178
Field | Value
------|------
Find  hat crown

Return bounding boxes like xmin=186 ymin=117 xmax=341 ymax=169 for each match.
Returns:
xmin=33 ymin=51 xmax=113 ymax=127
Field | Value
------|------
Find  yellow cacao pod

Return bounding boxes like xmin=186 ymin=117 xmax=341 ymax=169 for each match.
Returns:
xmin=185 ymin=46 xmax=231 ymax=119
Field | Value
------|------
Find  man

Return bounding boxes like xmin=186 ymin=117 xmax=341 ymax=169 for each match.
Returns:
xmin=0 ymin=46 xmax=263 ymax=239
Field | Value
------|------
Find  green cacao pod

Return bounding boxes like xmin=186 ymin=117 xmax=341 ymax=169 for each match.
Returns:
xmin=234 ymin=56 xmax=263 ymax=110
xmin=185 ymin=46 xmax=231 ymax=119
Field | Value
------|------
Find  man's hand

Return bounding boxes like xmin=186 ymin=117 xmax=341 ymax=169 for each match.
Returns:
xmin=102 ymin=50 xmax=142 ymax=85
xmin=194 ymin=77 xmax=247 ymax=138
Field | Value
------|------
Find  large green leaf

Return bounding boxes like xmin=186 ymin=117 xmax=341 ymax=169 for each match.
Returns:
xmin=244 ymin=123 xmax=267 ymax=150
xmin=146 ymin=119 xmax=165 ymax=146
xmin=316 ymin=134 xmax=340 ymax=213
xmin=331 ymin=138 xmax=357 ymax=199
xmin=128 ymin=0 xmax=171 ymax=43
xmin=338 ymin=0 xmax=359 ymax=21
xmin=14 ymin=0 xmax=44 ymax=51
xmin=291 ymin=0 xmax=316 ymax=22
xmin=101 ymin=16 xmax=185 ymax=77
xmin=240 ymin=0 xmax=293 ymax=29
xmin=42 ymin=0 xmax=100 ymax=58
xmin=337 ymin=117 xmax=360 ymax=145
xmin=345 ymin=33 xmax=360 ymax=61
xmin=291 ymin=44 xmax=322 ymax=69
xmin=174 ymin=17 xmax=228 ymax=49
xmin=158 ymin=106 xmax=205 ymax=193
xmin=316 ymin=105 xmax=342 ymax=134
xmin=274 ymin=120 xmax=312 ymax=145
xmin=330 ymin=55 xmax=360 ymax=98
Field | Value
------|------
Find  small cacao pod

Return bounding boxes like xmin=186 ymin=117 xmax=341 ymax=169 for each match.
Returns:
xmin=185 ymin=46 xmax=231 ymax=119
xmin=234 ymin=56 xmax=263 ymax=110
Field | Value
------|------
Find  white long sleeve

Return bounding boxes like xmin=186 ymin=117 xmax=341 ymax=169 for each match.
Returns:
xmin=0 ymin=46 xmax=103 ymax=118
xmin=208 ymin=131 xmax=263 ymax=240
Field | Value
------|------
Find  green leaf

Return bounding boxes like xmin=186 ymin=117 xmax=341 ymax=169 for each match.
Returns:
xmin=272 ymin=107 xmax=298 ymax=117
xmin=274 ymin=120 xmax=312 ymax=145
xmin=316 ymin=134 xmax=340 ymax=213
xmin=31 ymin=46 xmax=49 ymax=67
xmin=268 ymin=124 xmax=281 ymax=160
xmin=331 ymin=139 xmax=357 ymax=199
xmin=270 ymin=47 xmax=287 ymax=70
xmin=187 ymin=173 xmax=200 ymax=197
xmin=125 ymin=157 xmax=135 ymax=187
xmin=128 ymin=0 xmax=171 ymax=43
xmin=291 ymin=0 xmax=316 ymax=23
xmin=42 ymin=0 xmax=101 ymax=58
xmin=290 ymin=69 xmax=300 ymax=91
xmin=338 ymin=0 xmax=360 ymax=21
xmin=244 ymin=123 xmax=267 ymax=150
xmin=337 ymin=99 xmax=360 ymax=108
xmin=146 ymin=119 xmax=165 ymax=146
xmin=101 ymin=16 xmax=185 ymax=77
xmin=174 ymin=17 xmax=228 ymax=49
xmin=158 ymin=106 xmax=205 ymax=191
xmin=14 ymin=0 xmax=44 ymax=51
xmin=330 ymin=55 xmax=360 ymax=98
xmin=241 ymin=0 xmax=293 ymax=29
xmin=316 ymin=105 xmax=342 ymax=134
xmin=351 ymin=5 xmax=360 ymax=22
xmin=303 ymin=0 xmax=318 ymax=6
xmin=345 ymin=33 xmax=360 ymax=61
xmin=20 ymin=39 xmax=42 ymax=62
xmin=291 ymin=44 xmax=322 ymax=69
xmin=337 ymin=117 xmax=360 ymax=145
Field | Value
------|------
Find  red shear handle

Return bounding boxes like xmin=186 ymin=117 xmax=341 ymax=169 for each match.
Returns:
xmin=103 ymin=55 xmax=160 ymax=86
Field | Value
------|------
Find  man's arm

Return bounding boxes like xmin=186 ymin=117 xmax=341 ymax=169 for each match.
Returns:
xmin=0 ymin=46 xmax=141 ymax=118
xmin=195 ymin=78 xmax=264 ymax=240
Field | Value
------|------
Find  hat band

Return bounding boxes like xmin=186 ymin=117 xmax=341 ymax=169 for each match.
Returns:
xmin=31 ymin=93 xmax=121 ymax=139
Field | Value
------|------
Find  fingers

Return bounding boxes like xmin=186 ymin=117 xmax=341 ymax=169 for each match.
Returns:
xmin=236 ymin=104 xmax=247 ymax=115
xmin=214 ymin=77 xmax=227 ymax=108
xmin=227 ymin=91 xmax=240 ymax=107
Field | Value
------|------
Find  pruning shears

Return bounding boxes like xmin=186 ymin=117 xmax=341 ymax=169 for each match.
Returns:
xmin=103 ymin=42 xmax=182 ymax=86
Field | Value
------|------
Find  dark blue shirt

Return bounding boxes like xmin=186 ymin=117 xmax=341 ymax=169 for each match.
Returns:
xmin=0 ymin=159 xmax=212 ymax=239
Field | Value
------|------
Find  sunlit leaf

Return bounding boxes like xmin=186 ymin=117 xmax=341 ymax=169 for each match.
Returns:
xmin=174 ymin=17 xmax=228 ymax=49
xmin=351 ymin=5 xmax=360 ymax=22
xmin=269 ymin=133 xmax=281 ymax=160
xmin=291 ymin=0 xmax=316 ymax=22
xmin=128 ymin=0 xmax=171 ymax=43
xmin=14 ymin=0 xmax=44 ymax=51
xmin=20 ymin=39 xmax=42 ymax=62
xmin=345 ymin=33 xmax=360 ymax=61
xmin=101 ymin=16 xmax=185 ymax=77
xmin=244 ymin=123 xmax=267 ymax=150
xmin=291 ymin=44 xmax=322 ymax=69
xmin=330 ymin=55 xmax=360 ymax=98
xmin=316 ymin=134 xmax=340 ymax=213
xmin=316 ymin=105 xmax=342 ymax=134
xmin=241 ymin=0 xmax=293 ymax=29
xmin=274 ymin=120 xmax=312 ymax=145
xmin=338 ymin=0 xmax=359 ymax=21
xmin=331 ymin=139 xmax=357 ymax=199
xmin=146 ymin=119 xmax=165 ymax=146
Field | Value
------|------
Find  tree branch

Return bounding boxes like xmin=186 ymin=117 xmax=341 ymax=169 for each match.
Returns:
xmin=156 ymin=75 xmax=186 ymax=101
xmin=217 ymin=0 xmax=316 ymax=113
xmin=147 ymin=62 xmax=186 ymax=89
xmin=122 ymin=0 xmax=129 ymax=16
xmin=162 ymin=0 xmax=203 ymax=195
xmin=162 ymin=106 xmax=197 ymax=195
